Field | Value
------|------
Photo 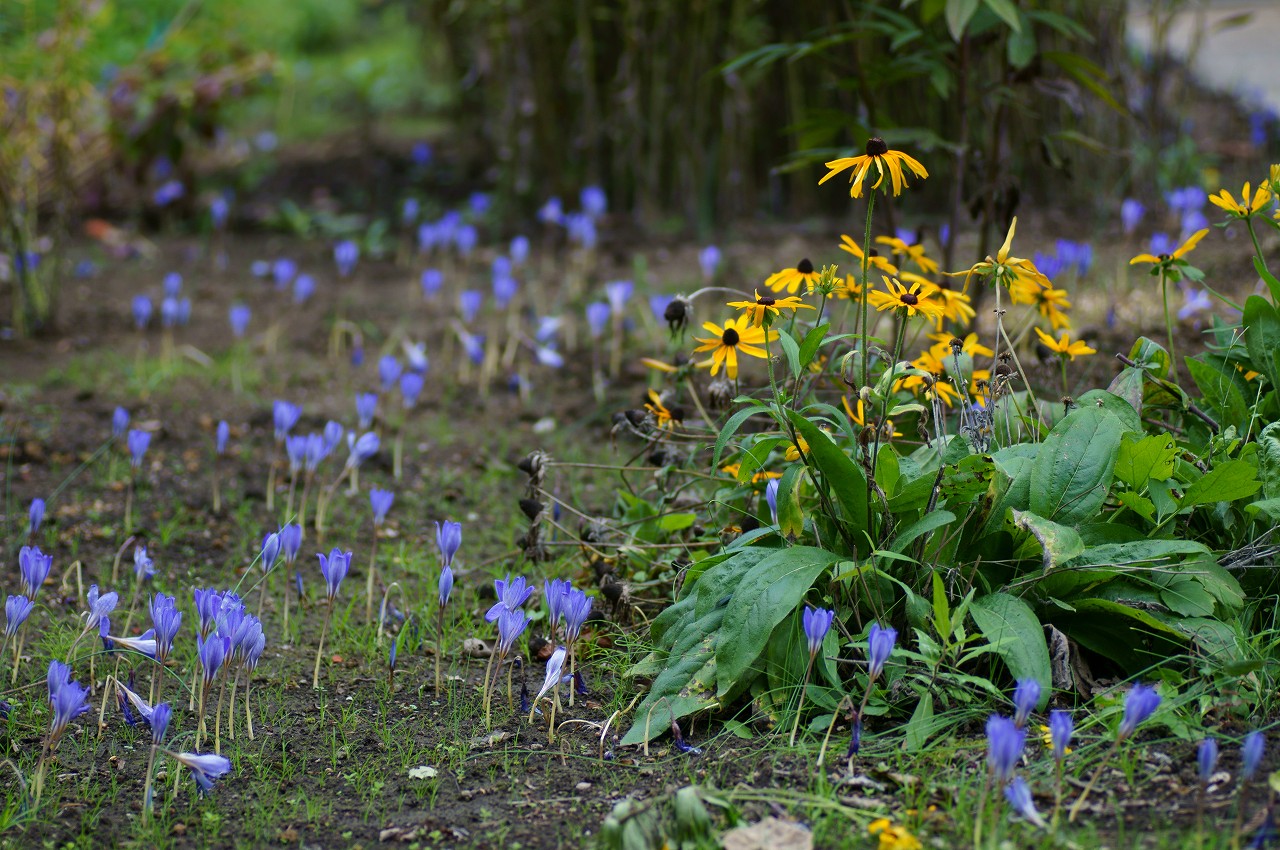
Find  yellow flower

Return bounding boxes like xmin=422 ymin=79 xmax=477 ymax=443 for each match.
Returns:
xmin=1039 ymin=724 xmax=1073 ymax=755
xmin=1208 ymin=182 xmax=1273 ymax=218
xmin=868 ymin=818 xmax=922 ymax=850
xmin=640 ymin=357 xmax=679 ymax=373
xmin=720 ymin=462 xmax=782 ymax=483
xmin=842 ymin=396 xmax=901 ymax=437
xmin=1010 ymin=279 xmax=1073 ymax=330
xmin=727 ymin=289 xmax=814 ymax=327
xmin=644 ymin=390 xmax=682 ymax=430
xmin=866 ymin=277 xmax=946 ymax=322
xmin=948 ymin=216 xmax=1051 ymax=294
xmin=764 ymin=259 xmax=821 ymax=295
xmin=828 ymin=274 xmax=864 ymax=301
xmin=929 ymin=331 xmax=993 ymax=359
xmin=1034 ymin=326 xmax=1096 ymax=360
xmin=1130 ymin=228 xmax=1209 ymax=266
xmin=785 ymin=436 xmax=809 ymax=462
xmin=820 ymin=138 xmax=928 ymax=198
xmin=692 ymin=317 xmax=776 ymax=379
xmin=875 ymin=235 xmax=939 ymax=275
xmin=915 ymin=280 xmax=975 ymax=328
xmin=838 ymin=235 xmax=899 ymax=275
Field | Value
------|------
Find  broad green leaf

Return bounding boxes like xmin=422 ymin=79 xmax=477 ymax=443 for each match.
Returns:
xmin=890 ymin=510 xmax=956 ymax=553
xmin=904 ymin=691 xmax=935 ymax=751
xmin=716 ymin=546 xmax=841 ymax=694
xmin=1011 ymin=509 xmax=1085 ymax=570
xmin=1244 ymin=295 xmax=1280 ymax=388
xmin=798 ymin=324 xmax=829 ymax=371
xmin=1114 ymin=434 xmax=1177 ymax=489
xmin=777 ymin=463 xmax=806 ymax=539
xmin=1106 ymin=366 xmax=1144 ymax=416
xmin=984 ymin=0 xmax=1022 ymax=32
xmin=1030 ymin=405 xmax=1125 ymax=525
xmin=969 ymin=593 xmax=1051 ymax=705
xmin=1159 ymin=576 xmax=1216 ymax=617
xmin=787 ymin=410 xmax=868 ymax=535
xmin=736 ymin=436 xmax=783 ymax=484
xmin=1179 ymin=459 xmax=1262 ymax=509
xmin=712 ymin=406 xmax=771 ymax=469
xmin=1114 ymin=491 xmax=1156 ymax=522
xmin=1055 ymin=598 xmax=1185 ymax=671
xmin=1187 ymin=357 xmax=1249 ymax=430
xmin=775 ymin=327 xmax=802 ymax=379
xmin=621 ymin=608 xmax=724 ymax=745
xmin=1128 ymin=336 xmax=1171 ymax=380
xmin=1257 ymin=421 xmax=1280 ymax=500
xmin=1255 ymin=254 xmax=1280 ymax=304
xmin=945 ymin=0 xmax=980 ymax=40
xmin=1075 ymin=389 xmax=1143 ymax=435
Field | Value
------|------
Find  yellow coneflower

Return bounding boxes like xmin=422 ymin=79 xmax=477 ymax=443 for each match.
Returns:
xmin=1034 ymin=327 xmax=1096 ymax=360
xmin=764 ymin=259 xmax=822 ymax=295
xmin=820 ymin=137 xmax=929 ymax=198
xmin=643 ymin=389 xmax=682 ymax=430
xmin=929 ymin=331 xmax=993 ymax=359
xmin=1010 ymin=279 xmax=1073 ymax=330
xmin=837 ymin=235 xmax=899 ymax=275
xmin=875 ymin=235 xmax=939 ymax=275
xmin=828 ymin=275 xmax=864 ymax=302
xmin=1130 ymin=228 xmax=1209 ymax=266
xmin=949 ymin=216 xmax=1051 ymax=294
xmin=784 ymin=436 xmax=809 ymax=462
xmin=842 ymin=395 xmax=901 ymax=437
xmin=639 ymin=357 xmax=680 ymax=373
xmin=866 ymin=276 xmax=946 ymax=322
xmin=868 ymin=817 xmax=923 ymax=850
xmin=692 ymin=317 xmax=776 ymax=379
xmin=720 ymin=462 xmax=782 ymax=483
xmin=1209 ymin=182 xmax=1273 ymax=218
xmin=726 ymin=290 xmax=813 ymax=327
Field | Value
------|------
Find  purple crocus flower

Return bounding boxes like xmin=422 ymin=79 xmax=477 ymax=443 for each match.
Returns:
xmin=454 ymin=224 xmax=478 ymax=257
xmin=113 ymin=407 xmax=130 ymax=439
xmin=279 ymin=524 xmax=303 ymax=565
xmin=318 ymin=549 xmax=352 ymax=599
xmin=285 ymin=435 xmax=307 ymax=475
xmin=273 ymin=400 xmax=302 ymax=443
xmin=486 ymin=574 xmax=536 ymax=622
xmin=402 ymin=198 xmax=420 ymax=225
xmin=345 ymin=432 xmax=379 ymax=469
xmin=495 ymin=608 xmax=528 ymax=655
xmin=469 ymin=191 xmax=490 ymax=216
xmin=986 ymin=714 xmax=1025 ymax=782
xmin=216 ymin=420 xmax=229 ymax=455
xmin=459 ymin=290 xmax=483 ymax=323
xmin=5 ymin=595 xmax=34 ymax=637
xmin=1003 ymin=777 xmax=1046 ymax=827
xmin=1120 ymin=198 xmax=1145 ymax=234
xmin=151 ymin=702 xmax=172 ymax=744
xmin=563 ymin=590 xmax=593 ymax=642
xmin=303 ymin=433 xmax=329 ymax=474
xmin=699 ymin=245 xmax=722 ymax=280
xmin=400 ymin=372 xmax=424 ymax=409
xmin=1178 ymin=286 xmax=1212 ymax=322
xmin=163 ymin=272 xmax=182 ymax=298
xmin=534 ymin=646 xmax=567 ymax=706
xmin=585 ymin=302 xmax=610 ymax=338
xmin=1180 ymin=209 xmax=1209 ymax=241
xmin=539 ymin=196 xmax=564 ymax=226
xmin=802 ymin=606 xmax=834 ymax=656
xmin=333 ymin=240 xmax=359 ymax=277
xmin=197 ymin=634 xmax=229 ymax=684
xmin=322 ymin=421 xmax=344 ymax=456
xmin=580 ymin=185 xmax=607 ymax=219
xmin=510 ymin=235 xmax=530 ymax=265
xmin=47 ymin=659 xmax=71 ymax=698
xmin=544 ymin=579 xmax=571 ymax=629
xmin=193 ymin=588 xmax=221 ymax=638
xmin=648 ymin=295 xmax=669 ymax=325
xmin=765 ymin=478 xmax=779 ymax=526
xmin=261 ymin=532 xmax=282 ymax=574
xmin=604 ymin=280 xmax=633 ymax=315
xmin=1243 ymin=731 xmax=1266 ymax=782
xmin=567 ymin=214 xmax=597 ymax=248
xmin=132 ymin=295 xmax=153 ymax=330
xmin=534 ymin=344 xmax=564 ymax=368
xmin=417 ymin=223 xmax=439 ymax=253
xmin=153 ymin=180 xmax=184 ymax=206
xmin=174 ymin=751 xmax=233 ymax=794
xmin=1048 ymin=709 xmax=1073 ymax=761
xmin=293 ymin=274 xmax=316 ymax=304
xmin=272 ymin=258 xmax=297 ymax=290
xmin=20 ymin=545 xmax=53 ymax=598
xmin=160 ymin=296 xmax=182 ymax=329
xmin=436 ymin=520 xmax=462 ymax=568
xmin=133 ymin=545 xmax=155 ymax=581
xmin=411 ymin=141 xmax=432 ymax=167
xmin=355 ymin=393 xmax=378 ymax=430
xmin=150 ymin=593 xmax=182 ymax=662
xmin=1149 ymin=232 xmax=1174 ymax=257
xmin=1198 ymin=737 xmax=1219 ymax=785
xmin=420 ymin=268 xmax=443 ymax=298
xmin=438 ymin=565 xmax=453 ymax=607
xmin=229 ymin=304 xmax=251 ymax=338
xmin=867 ymin=623 xmax=897 ymax=681
xmin=1012 ymin=679 xmax=1041 ymax=728
xmin=370 ymin=489 xmax=394 ymax=526
xmin=48 ymin=664 xmax=91 ymax=739
xmin=210 ymin=196 xmax=229 ymax=229
xmin=493 ymin=274 xmax=518 ymax=309
xmin=378 ymin=355 xmax=403 ymax=392
xmin=127 ymin=430 xmax=151 ymax=468
xmin=85 ymin=585 xmax=118 ymax=630
xmin=460 ymin=331 xmax=485 ymax=364
xmin=1119 ymin=683 xmax=1161 ymax=739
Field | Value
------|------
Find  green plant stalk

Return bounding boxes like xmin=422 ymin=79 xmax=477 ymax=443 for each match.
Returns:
xmin=972 ymin=771 xmax=991 ymax=849
xmin=141 ymin=742 xmax=159 ymax=823
xmin=875 ymin=310 xmax=908 ymax=466
xmin=312 ymin=599 xmax=334 ymax=689
xmin=435 ymin=605 xmax=445 ymax=697
xmin=1160 ymin=267 xmax=1178 ymax=380
xmin=860 ymin=192 xmax=877 ymax=390
xmin=124 ymin=474 xmax=135 ymax=535
xmin=1246 ymin=217 xmax=1271 ymax=280
xmin=365 ymin=532 xmax=379 ymax=624
xmin=213 ymin=674 xmax=228 ymax=753
xmin=1069 ymin=738 xmax=1121 ymax=822
xmin=788 ymin=652 xmax=816 ymax=747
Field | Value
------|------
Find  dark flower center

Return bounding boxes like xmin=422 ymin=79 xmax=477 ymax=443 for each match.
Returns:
xmin=1157 ymin=253 xmax=1171 ymax=262
xmin=722 ymin=327 xmax=740 ymax=346
xmin=866 ymin=137 xmax=889 ymax=157
xmin=797 ymin=258 xmax=815 ymax=275
xmin=757 ymin=296 xmax=776 ymax=307
xmin=900 ymin=293 xmax=919 ymax=306
xmin=869 ymin=249 xmax=881 ymax=257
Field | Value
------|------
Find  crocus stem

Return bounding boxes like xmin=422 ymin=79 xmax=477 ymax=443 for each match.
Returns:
xmin=506 ymin=662 xmax=514 ymax=712
xmin=299 ymin=472 xmax=314 ymax=531
xmin=228 ymin=669 xmax=240 ymax=741
xmin=245 ymin=677 xmax=255 ymax=740
xmin=1069 ymin=738 xmax=1121 ymax=822
xmin=789 ymin=654 xmax=815 ymax=748
xmin=266 ymin=452 xmax=277 ymax=512
xmin=142 ymin=743 xmax=158 ymax=823
xmin=196 ymin=679 xmax=208 ymax=748
xmin=482 ymin=650 xmax=502 ymax=729
xmin=214 ymin=676 xmax=228 ymax=754
xmin=973 ymin=772 xmax=991 ymax=849
xmin=312 ymin=599 xmax=334 ymax=689
xmin=212 ymin=463 xmax=222 ymax=513
xmin=124 ymin=476 xmax=135 ymax=534
xmin=282 ymin=568 xmax=292 ymax=642
xmin=547 ymin=694 xmax=558 ymax=744
xmin=189 ymin=663 xmax=199 ymax=711
xmin=567 ymin=643 xmax=576 ymax=708
xmin=365 ymin=534 xmax=379 ymax=623
xmin=33 ymin=737 xmax=51 ymax=807
xmin=434 ymin=606 xmax=444 ymax=697
xmin=286 ymin=470 xmax=298 ymax=520
xmin=393 ymin=427 xmax=404 ymax=480
xmin=10 ymin=633 xmax=24 ymax=684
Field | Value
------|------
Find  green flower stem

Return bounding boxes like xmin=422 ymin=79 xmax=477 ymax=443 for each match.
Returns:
xmin=788 ymin=653 xmax=815 ymax=747
xmin=1160 ymin=267 xmax=1178 ymax=380
xmin=1068 ymin=738 xmax=1121 ymax=822
xmin=1246 ymin=217 xmax=1271 ymax=278
xmin=860 ymin=192 xmax=877 ymax=390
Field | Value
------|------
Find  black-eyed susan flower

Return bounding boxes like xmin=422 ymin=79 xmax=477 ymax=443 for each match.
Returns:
xmin=1010 ymin=278 xmax=1073 ymax=330
xmin=842 ymin=396 xmax=901 ymax=437
xmin=929 ymin=331 xmax=993 ymax=359
xmin=1209 ymin=182 xmax=1273 ymax=219
xmin=1129 ymin=228 xmax=1208 ymax=268
xmin=644 ymin=390 xmax=682 ymax=430
xmin=949 ymin=216 xmax=1051 ymax=294
xmin=868 ymin=817 xmax=922 ymax=850
xmin=820 ymin=137 xmax=929 ymax=198
xmin=828 ymin=274 xmax=864 ymax=301
xmin=764 ymin=259 xmax=821 ymax=295
xmin=785 ymin=435 xmax=809 ymax=462
xmin=875 ymin=235 xmax=939 ymax=275
xmin=727 ymin=290 xmax=813 ymax=327
xmin=719 ymin=462 xmax=782 ymax=483
xmin=693 ymin=317 xmax=776 ymax=379
xmin=866 ymin=276 xmax=946 ymax=322
xmin=837 ymin=235 xmax=899 ymax=275
xmin=1034 ymin=327 xmax=1096 ymax=360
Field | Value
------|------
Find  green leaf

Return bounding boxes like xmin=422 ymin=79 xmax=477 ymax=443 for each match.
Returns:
xmin=1114 ymin=434 xmax=1178 ymax=489
xmin=621 ymin=607 xmax=725 ymax=745
xmin=775 ymin=327 xmax=802 ymax=379
xmin=945 ymin=0 xmax=980 ymax=40
xmin=1187 ymin=357 xmax=1249 ymax=429
xmin=1244 ymin=295 xmax=1280 ymax=388
xmin=1011 ymin=509 xmax=1085 ymax=570
xmin=715 ymin=546 xmax=841 ymax=694
xmin=983 ymin=0 xmax=1022 ymax=32
xmin=904 ymin=691 xmax=935 ymax=751
xmin=1180 ymin=459 xmax=1262 ymax=510
xmin=1030 ymin=405 xmax=1126 ymax=525
xmin=1254 ymin=255 xmax=1280 ymax=304
xmin=787 ymin=410 xmax=868 ymax=534
xmin=890 ymin=510 xmax=956 ymax=553
xmin=1106 ymin=367 xmax=1144 ymax=416
xmin=712 ymin=406 xmax=771 ymax=469
xmin=1114 ymin=491 xmax=1156 ymax=522
xmin=1128 ymin=336 xmax=1171 ymax=380
xmin=736 ymin=436 xmax=783 ymax=484
xmin=776 ymin=463 xmax=806 ymax=539
xmin=969 ymin=593 xmax=1051 ymax=704
xmin=798 ymin=324 xmax=830 ymax=372
xmin=1075 ymin=389 xmax=1143 ymax=435
xmin=1257 ymin=421 xmax=1280 ymax=500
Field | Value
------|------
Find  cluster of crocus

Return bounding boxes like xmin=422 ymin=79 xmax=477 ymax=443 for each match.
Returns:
xmin=482 ymin=573 xmax=535 ymax=727
xmin=36 ymin=660 xmax=91 ymax=802
xmin=11 ymin=546 xmax=53 ymax=682
xmin=542 ymin=579 xmax=594 ymax=706
xmin=192 ymin=589 xmax=267 ymax=752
